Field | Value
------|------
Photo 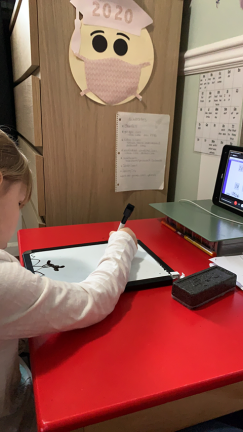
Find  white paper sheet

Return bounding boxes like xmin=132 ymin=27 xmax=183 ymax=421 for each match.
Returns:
xmin=209 ymin=255 xmax=243 ymax=289
xmin=194 ymin=67 xmax=243 ymax=155
xmin=115 ymin=112 xmax=170 ymax=192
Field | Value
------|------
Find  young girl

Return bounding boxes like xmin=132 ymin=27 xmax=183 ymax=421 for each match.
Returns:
xmin=0 ymin=130 xmax=137 ymax=431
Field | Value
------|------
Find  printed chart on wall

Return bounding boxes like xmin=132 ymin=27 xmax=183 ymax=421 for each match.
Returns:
xmin=195 ymin=67 xmax=243 ymax=155
xmin=115 ymin=112 xmax=170 ymax=192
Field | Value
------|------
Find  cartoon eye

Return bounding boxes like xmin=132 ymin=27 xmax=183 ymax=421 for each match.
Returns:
xmin=92 ymin=35 xmax=108 ymax=53
xmin=113 ymin=38 xmax=128 ymax=56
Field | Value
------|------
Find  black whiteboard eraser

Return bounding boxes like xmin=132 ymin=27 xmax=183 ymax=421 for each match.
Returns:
xmin=172 ymin=266 xmax=237 ymax=309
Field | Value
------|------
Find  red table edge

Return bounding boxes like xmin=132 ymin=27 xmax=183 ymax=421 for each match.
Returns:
xmin=35 ymin=368 xmax=243 ymax=432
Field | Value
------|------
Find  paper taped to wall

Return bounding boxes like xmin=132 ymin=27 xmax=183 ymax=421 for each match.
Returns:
xmin=115 ymin=112 xmax=170 ymax=192
xmin=195 ymin=67 xmax=243 ymax=155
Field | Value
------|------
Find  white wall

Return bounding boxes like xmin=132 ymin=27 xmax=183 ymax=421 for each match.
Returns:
xmin=168 ymin=0 xmax=243 ymax=202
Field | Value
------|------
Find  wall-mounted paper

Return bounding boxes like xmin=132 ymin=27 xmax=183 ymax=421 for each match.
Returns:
xmin=194 ymin=67 xmax=243 ymax=155
xmin=115 ymin=112 xmax=170 ymax=192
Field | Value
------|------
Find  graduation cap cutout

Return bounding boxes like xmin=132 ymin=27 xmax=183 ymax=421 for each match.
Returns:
xmin=70 ymin=0 xmax=153 ymax=36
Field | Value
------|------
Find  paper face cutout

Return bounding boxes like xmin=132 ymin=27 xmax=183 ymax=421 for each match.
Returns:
xmin=69 ymin=22 xmax=154 ymax=105
xmin=69 ymin=0 xmax=154 ymax=106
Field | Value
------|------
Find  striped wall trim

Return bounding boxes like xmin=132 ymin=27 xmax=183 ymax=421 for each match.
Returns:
xmin=179 ymin=35 xmax=243 ymax=76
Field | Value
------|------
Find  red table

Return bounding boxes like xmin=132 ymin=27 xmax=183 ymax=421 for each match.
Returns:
xmin=18 ymin=219 xmax=243 ymax=432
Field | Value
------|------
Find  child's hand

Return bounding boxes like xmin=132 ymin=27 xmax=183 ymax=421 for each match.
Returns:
xmin=109 ymin=228 xmax=137 ymax=247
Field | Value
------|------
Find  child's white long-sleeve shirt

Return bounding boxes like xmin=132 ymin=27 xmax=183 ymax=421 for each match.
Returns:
xmin=0 ymin=231 xmax=137 ymax=431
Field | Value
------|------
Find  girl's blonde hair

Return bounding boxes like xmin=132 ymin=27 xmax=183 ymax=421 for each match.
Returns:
xmin=0 ymin=130 xmax=32 ymax=205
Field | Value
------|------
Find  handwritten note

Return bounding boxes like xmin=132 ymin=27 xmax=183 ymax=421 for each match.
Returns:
xmin=115 ymin=112 xmax=170 ymax=192
xmin=195 ymin=67 xmax=243 ymax=155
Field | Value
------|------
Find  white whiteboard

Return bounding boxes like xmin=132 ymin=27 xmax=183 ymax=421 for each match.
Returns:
xmin=29 ymin=243 xmax=170 ymax=283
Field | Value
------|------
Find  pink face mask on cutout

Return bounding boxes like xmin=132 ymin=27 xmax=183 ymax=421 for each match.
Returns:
xmin=75 ymin=54 xmax=150 ymax=105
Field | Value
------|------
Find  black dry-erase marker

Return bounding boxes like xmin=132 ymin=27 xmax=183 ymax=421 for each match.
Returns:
xmin=118 ymin=204 xmax=135 ymax=230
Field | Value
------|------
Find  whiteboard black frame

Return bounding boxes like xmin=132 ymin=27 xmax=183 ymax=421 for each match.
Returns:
xmin=23 ymin=240 xmax=174 ymax=291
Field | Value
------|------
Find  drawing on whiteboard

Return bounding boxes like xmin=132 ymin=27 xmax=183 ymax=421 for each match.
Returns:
xmin=31 ymin=255 xmax=65 ymax=277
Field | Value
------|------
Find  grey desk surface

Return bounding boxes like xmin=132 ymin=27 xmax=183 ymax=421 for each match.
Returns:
xmin=150 ymin=200 xmax=243 ymax=242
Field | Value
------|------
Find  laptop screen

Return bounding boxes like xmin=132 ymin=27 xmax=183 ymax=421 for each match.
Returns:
xmin=219 ymin=149 xmax=243 ymax=213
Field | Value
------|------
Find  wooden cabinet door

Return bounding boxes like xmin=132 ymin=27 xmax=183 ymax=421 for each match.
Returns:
xmin=37 ymin=0 xmax=183 ymax=226
xmin=14 ymin=76 xmax=42 ymax=148
xmin=11 ymin=0 xmax=39 ymax=83
xmin=19 ymin=136 xmax=45 ymax=217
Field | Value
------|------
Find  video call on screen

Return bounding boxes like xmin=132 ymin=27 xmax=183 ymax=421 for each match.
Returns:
xmin=220 ymin=150 xmax=243 ymax=212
